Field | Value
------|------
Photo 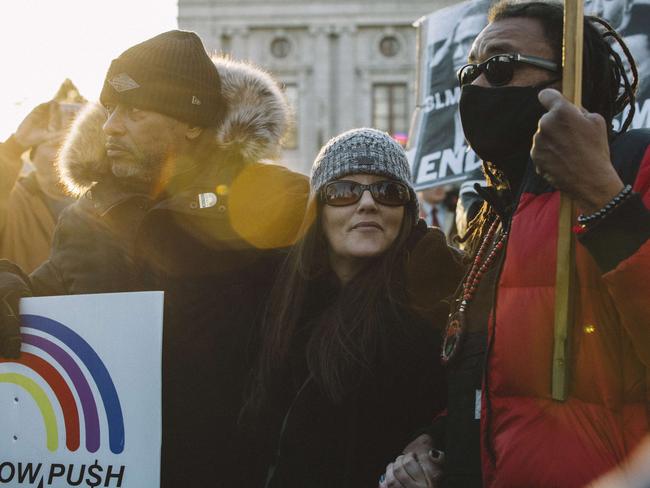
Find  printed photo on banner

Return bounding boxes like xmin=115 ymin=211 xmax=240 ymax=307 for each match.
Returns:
xmin=585 ymin=0 xmax=650 ymax=131
xmin=0 ymin=292 xmax=163 ymax=488
xmin=409 ymin=0 xmax=650 ymax=190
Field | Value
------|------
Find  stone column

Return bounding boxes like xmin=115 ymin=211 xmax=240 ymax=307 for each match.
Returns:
xmin=356 ymin=67 xmax=372 ymax=128
xmin=335 ymin=24 xmax=358 ymax=133
xmin=230 ymin=26 xmax=251 ymax=60
xmin=308 ymin=24 xmax=332 ymax=151
xmin=297 ymin=66 xmax=313 ymax=173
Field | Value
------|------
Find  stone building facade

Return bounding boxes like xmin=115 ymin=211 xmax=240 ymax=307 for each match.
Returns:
xmin=178 ymin=0 xmax=457 ymax=173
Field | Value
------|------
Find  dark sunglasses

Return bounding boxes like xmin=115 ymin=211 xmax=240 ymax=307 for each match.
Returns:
xmin=320 ymin=180 xmax=411 ymax=207
xmin=457 ymin=53 xmax=559 ymax=86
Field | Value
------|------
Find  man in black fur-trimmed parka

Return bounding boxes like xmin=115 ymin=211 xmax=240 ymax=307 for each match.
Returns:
xmin=0 ymin=30 xmax=309 ymax=486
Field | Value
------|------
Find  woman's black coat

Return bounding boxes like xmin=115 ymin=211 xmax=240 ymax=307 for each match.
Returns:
xmin=252 ymin=225 xmax=465 ymax=488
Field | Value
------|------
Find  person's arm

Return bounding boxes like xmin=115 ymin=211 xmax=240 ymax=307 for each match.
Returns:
xmin=0 ymin=136 xmax=28 ymax=232
xmin=0 ymin=259 xmax=32 ymax=358
xmin=0 ymin=102 xmax=60 ymax=233
xmin=378 ymin=226 xmax=465 ymax=488
xmin=580 ymin=150 xmax=650 ymax=366
xmin=532 ymin=89 xmax=650 ymax=366
xmin=29 ymin=257 xmax=68 ymax=297
xmin=0 ymin=255 xmax=68 ymax=359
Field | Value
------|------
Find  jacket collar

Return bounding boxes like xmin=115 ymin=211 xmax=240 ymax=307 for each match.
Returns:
xmin=82 ymin=152 xmax=247 ymax=219
xmin=147 ymin=154 xmax=244 ymax=218
xmin=83 ymin=177 xmax=151 ymax=216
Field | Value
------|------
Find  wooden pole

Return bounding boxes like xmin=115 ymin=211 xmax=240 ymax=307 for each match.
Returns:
xmin=552 ymin=0 xmax=583 ymax=401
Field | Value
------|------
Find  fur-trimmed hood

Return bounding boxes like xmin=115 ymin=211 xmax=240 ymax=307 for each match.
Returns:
xmin=57 ymin=56 xmax=291 ymax=196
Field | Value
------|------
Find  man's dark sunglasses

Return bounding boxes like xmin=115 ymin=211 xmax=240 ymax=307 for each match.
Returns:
xmin=457 ymin=53 xmax=559 ymax=86
xmin=320 ymin=180 xmax=411 ymax=207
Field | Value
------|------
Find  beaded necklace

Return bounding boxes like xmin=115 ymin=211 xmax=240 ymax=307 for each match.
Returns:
xmin=441 ymin=218 xmax=508 ymax=365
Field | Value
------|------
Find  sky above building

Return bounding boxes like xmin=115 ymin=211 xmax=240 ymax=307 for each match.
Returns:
xmin=0 ymin=0 xmax=178 ymax=139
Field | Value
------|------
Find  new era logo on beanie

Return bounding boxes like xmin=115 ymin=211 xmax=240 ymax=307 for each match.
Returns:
xmin=108 ymin=73 xmax=140 ymax=92
xmin=100 ymin=30 xmax=226 ymax=127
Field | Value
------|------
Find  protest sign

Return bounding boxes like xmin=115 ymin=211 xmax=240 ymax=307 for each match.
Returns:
xmin=409 ymin=0 xmax=490 ymax=190
xmin=0 ymin=292 xmax=163 ymax=487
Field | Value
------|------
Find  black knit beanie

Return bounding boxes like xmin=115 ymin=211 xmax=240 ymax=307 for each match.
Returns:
xmin=100 ymin=30 xmax=226 ymax=127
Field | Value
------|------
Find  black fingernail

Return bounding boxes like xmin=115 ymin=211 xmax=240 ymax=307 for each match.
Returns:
xmin=430 ymin=449 xmax=443 ymax=460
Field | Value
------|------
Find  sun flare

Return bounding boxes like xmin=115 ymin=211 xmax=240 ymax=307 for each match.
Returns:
xmin=0 ymin=0 xmax=177 ymax=140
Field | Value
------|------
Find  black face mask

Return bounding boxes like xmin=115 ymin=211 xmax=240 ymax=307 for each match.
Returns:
xmin=459 ymin=82 xmax=555 ymax=184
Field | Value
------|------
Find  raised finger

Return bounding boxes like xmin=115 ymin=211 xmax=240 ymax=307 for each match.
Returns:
xmin=416 ymin=451 xmax=445 ymax=485
xmin=538 ymin=88 xmax=566 ymax=111
xmin=385 ymin=462 xmax=407 ymax=488
xmin=402 ymin=453 xmax=429 ymax=487
xmin=396 ymin=453 xmax=421 ymax=482
xmin=396 ymin=454 xmax=430 ymax=487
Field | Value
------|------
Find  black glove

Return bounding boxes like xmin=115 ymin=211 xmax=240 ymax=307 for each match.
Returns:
xmin=405 ymin=221 xmax=466 ymax=322
xmin=0 ymin=260 xmax=32 ymax=358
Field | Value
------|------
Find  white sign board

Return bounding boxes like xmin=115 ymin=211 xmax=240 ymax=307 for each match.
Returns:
xmin=0 ymin=292 xmax=163 ymax=488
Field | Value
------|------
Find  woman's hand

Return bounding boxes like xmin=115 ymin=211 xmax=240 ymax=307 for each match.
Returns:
xmin=379 ymin=450 xmax=444 ymax=488
xmin=378 ymin=435 xmax=444 ymax=488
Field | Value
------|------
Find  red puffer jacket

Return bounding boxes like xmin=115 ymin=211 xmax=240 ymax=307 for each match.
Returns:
xmin=481 ymin=129 xmax=650 ymax=487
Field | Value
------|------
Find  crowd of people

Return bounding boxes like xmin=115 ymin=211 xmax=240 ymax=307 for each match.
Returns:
xmin=0 ymin=1 xmax=649 ymax=487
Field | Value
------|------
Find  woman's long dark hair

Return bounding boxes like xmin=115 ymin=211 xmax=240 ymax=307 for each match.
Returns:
xmin=246 ymin=196 xmax=417 ymax=413
xmin=457 ymin=0 xmax=639 ymax=254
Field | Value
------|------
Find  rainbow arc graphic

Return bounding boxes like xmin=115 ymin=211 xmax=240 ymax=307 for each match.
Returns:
xmin=0 ymin=314 xmax=124 ymax=454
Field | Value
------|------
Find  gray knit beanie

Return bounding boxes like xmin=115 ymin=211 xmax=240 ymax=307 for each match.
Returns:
xmin=311 ymin=128 xmax=418 ymax=219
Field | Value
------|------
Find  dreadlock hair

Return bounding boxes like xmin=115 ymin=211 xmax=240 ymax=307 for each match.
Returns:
xmin=457 ymin=0 xmax=639 ymax=256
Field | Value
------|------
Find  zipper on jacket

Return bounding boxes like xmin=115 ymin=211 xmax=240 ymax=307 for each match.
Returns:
xmin=481 ymin=227 xmax=510 ymax=469
xmin=477 ymin=176 xmax=522 ymax=470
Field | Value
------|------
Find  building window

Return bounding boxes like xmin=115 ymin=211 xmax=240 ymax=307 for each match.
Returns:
xmin=372 ymin=83 xmax=409 ymax=141
xmin=282 ymin=83 xmax=299 ymax=149
xmin=271 ymin=37 xmax=292 ymax=58
xmin=379 ymin=35 xmax=401 ymax=57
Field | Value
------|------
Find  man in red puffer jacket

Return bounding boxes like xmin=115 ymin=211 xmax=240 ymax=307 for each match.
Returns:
xmin=383 ymin=2 xmax=650 ymax=487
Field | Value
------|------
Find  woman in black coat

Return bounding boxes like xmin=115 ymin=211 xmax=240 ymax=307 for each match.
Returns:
xmin=243 ymin=128 xmax=464 ymax=488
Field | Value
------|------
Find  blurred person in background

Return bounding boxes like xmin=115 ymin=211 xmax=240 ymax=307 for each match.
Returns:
xmin=0 ymin=30 xmax=309 ymax=486
xmin=455 ymin=167 xmax=487 ymax=247
xmin=243 ymin=128 xmax=464 ymax=488
xmin=419 ymin=185 xmax=458 ymax=242
xmin=0 ymin=98 xmax=80 ymax=272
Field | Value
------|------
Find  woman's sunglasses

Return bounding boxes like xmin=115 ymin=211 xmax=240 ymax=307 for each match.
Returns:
xmin=320 ymin=180 xmax=411 ymax=207
xmin=457 ymin=53 xmax=559 ymax=87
